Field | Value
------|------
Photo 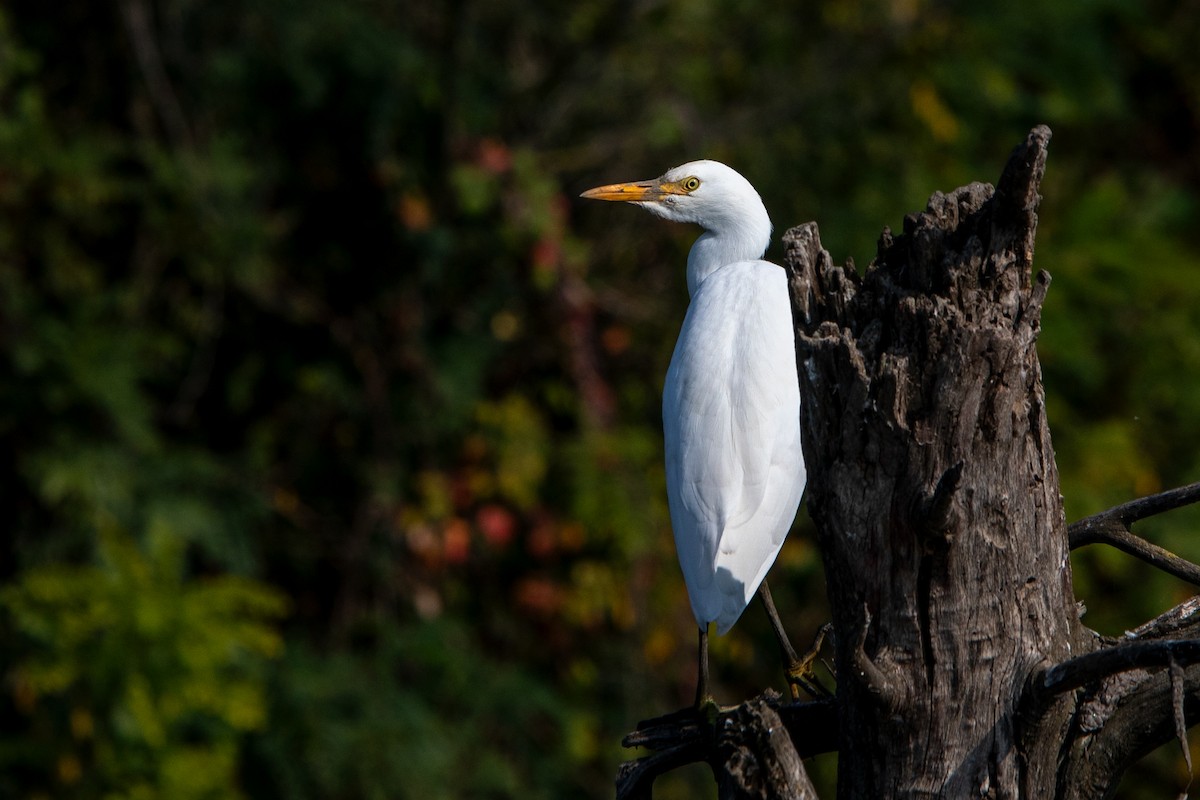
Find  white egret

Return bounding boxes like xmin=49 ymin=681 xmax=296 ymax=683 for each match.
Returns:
xmin=581 ymin=160 xmax=812 ymax=706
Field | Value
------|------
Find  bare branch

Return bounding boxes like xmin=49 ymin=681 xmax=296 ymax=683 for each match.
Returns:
xmin=616 ymin=740 xmax=708 ymax=800
xmin=1128 ymin=597 xmax=1200 ymax=641
xmin=1069 ymin=482 xmax=1200 ymax=544
xmin=1036 ymin=597 xmax=1200 ymax=798
xmin=1068 ymin=482 xmax=1200 ymax=585
xmin=1039 ymin=639 xmax=1200 ymax=698
xmin=1073 ymin=525 xmax=1200 ymax=586
xmin=1054 ymin=667 xmax=1200 ymax=800
xmin=616 ymin=693 xmax=834 ymax=800
xmin=622 ymin=710 xmax=709 ymax=751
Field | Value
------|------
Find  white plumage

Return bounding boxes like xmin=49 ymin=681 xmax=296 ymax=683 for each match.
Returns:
xmin=664 ymin=258 xmax=805 ymax=633
xmin=582 ymin=160 xmax=806 ymax=699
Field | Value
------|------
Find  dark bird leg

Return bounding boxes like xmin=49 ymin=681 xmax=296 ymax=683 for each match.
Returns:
xmin=636 ymin=625 xmax=717 ymax=726
xmin=694 ymin=624 xmax=712 ymax=710
xmin=758 ymin=581 xmax=832 ymax=699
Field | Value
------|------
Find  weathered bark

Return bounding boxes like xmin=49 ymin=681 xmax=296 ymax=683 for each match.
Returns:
xmin=614 ymin=126 xmax=1200 ymax=800
xmin=1051 ymin=597 xmax=1200 ymax=800
xmin=712 ymin=693 xmax=820 ymax=800
xmin=784 ymin=124 xmax=1082 ymax=798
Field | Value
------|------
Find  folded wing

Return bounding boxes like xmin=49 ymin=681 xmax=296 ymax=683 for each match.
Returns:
xmin=663 ymin=260 xmax=806 ymax=634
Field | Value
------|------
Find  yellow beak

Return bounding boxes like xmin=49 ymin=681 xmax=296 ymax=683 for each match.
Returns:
xmin=579 ymin=179 xmax=661 ymax=202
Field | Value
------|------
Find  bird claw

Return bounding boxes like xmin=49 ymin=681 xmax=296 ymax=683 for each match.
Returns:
xmin=784 ymin=623 xmax=834 ymax=699
xmin=695 ymin=695 xmax=721 ymax=721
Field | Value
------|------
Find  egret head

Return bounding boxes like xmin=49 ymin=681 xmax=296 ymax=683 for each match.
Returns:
xmin=581 ymin=160 xmax=770 ymax=238
xmin=582 ymin=160 xmax=774 ymax=293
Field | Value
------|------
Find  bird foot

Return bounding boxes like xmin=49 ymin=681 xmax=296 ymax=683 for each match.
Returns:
xmin=695 ymin=694 xmax=721 ymax=721
xmin=784 ymin=623 xmax=834 ymax=700
xmin=636 ymin=697 xmax=721 ymax=731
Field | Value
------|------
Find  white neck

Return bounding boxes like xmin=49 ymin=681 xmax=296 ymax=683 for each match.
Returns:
xmin=685 ymin=218 xmax=771 ymax=296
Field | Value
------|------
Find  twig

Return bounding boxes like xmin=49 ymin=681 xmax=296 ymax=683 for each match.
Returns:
xmin=1068 ymin=482 xmax=1200 ymax=585
xmin=1074 ymin=525 xmax=1200 ymax=586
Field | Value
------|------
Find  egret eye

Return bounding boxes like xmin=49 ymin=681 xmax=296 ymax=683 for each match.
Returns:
xmin=681 ymin=177 xmax=701 ymax=192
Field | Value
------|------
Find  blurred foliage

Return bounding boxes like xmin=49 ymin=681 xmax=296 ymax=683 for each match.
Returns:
xmin=1 ymin=527 xmax=286 ymax=799
xmin=0 ymin=0 xmax=1197 ymax=797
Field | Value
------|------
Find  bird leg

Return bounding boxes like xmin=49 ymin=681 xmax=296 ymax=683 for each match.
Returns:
xmin=694 ymin=624 xmax=713 ymax=710
xmin=798 ymin=623 xmax=835 ymax=693
xmin=635 ymin=626 xmax=716 ymax=727
xmin=758 ymin=581 xmax=832 ymax=699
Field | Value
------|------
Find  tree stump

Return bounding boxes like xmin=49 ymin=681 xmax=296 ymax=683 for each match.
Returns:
xmin=785 ymin=124 xmax=1083 ymax=796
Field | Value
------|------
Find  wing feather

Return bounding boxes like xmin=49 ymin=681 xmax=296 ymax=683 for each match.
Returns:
xmin=663 ymin=260 xmax=806 ymax=632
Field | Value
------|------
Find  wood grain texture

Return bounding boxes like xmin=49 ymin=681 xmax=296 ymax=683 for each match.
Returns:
xmin=784 ymin=125 xmax=1086 ymax=798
